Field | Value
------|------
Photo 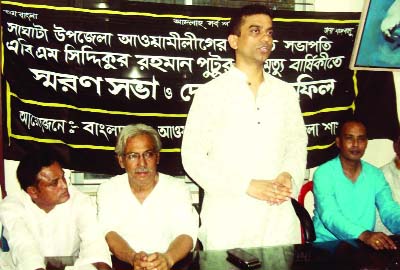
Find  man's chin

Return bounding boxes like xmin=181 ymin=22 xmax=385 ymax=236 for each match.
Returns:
xmin=59 ymin=192 xmax=70 ymax=204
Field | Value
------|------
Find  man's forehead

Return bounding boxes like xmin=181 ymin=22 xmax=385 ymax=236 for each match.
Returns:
xmin=342 ymin=126 xmax=367 ymax=136
xmin=37 ymin=162 xmax=63 ymax=180
xmin=240 ymin=15 xmax=271 ymax=27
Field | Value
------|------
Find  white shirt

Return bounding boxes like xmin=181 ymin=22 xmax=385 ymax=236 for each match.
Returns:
xmin=0 ymin=186 xmax=111 ymax=270
xmin=97 ymin=173 xmax=198 ymax=253
xmin=376 ymin=158 xmax=400 ymax=234
xmin=181 ymin=67 xmax=308 ymax=250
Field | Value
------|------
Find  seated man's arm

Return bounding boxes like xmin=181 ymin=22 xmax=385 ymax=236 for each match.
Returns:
xmin=147 ymin=234 xmax=193 ymax=270
xmin=145 ymin=179 xmax=198 ymax=270
xmin=105 ymin=231 xmax=135 ymax=265
xmin=364 ymin=170 xmax=400 ymax=250
xmin=376 ymin=170 xmax=400 ymax=233
xmin=105 ymin=231 xmax=150 ymax=270
xmin=0 ymin=196 xmax=46 ymax=270
xmin=73 ymin=190 xmax=112 ymax=269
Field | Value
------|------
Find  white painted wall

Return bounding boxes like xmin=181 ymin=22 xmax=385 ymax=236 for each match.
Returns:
xmin=314 ymin=0 xmax=365 ymax=12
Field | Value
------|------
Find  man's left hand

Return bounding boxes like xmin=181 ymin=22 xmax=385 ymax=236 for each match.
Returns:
xmin=144 ymin=252 xmax=173 ymax=270
xmin=271 ymin=172 xmax=293 ymax=204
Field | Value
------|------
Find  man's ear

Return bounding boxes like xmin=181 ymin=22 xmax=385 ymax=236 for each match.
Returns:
xmin=228 ymin=34 xmax=238 ymax=50
xmin=335 ymin=137 xmax=340 ymax=148
xmin=117 ymin=155 xmax=125 ymax=169
xmin=26 ymin=186 xmax=39 ymax=199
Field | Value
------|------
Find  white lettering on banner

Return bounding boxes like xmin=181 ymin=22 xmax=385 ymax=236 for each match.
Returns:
xmin=64 ymin=44 xmax=131 ymax=69
xmin=305 ymin=121 xmax=339 ymax=137
xmin=322 ymin=121 xmax=339 ymax=135
xmin=6 ymin=38 xmax=60 ymax=61
xmin=81 ymin=122 xmax=125 ymax=141
xmin=291 ymin=74 xmax=336 ymax=99
xmin=29 ymin=68 xmax=103 ymax=95
xmin=19 ymin=111 xmax=66 ymax=133
xmin=288 ymin=52 xmax=344 ymax=73
xmin=3 ymin=9 xmax=18 ymax=17
xmin=7 ymin=22 xmax=48 ymax=42
xmin=157 ymin=126 xmax=185 ymax=139
xmin=35 ymin=46 xmax=60 ymax=62
xmin=117 ymin=31 xmax=227 ymax=52
xmin=180 ymin=83 xmax=202 ymax=102
xmin=324 ymin=26 xmax=355 ymax=37
xmin=206 ymin=20 xmax=220 ymax=28
xmin=6 ymin=38 xmax=34 ymax=57
xmin=173 ymin=19 xmax=206 ymax=29
xmin=264 ymin=59 xmax=286 ymax=77
xmin=19 ymin=111 xmax=127 ymax=140
xmin=197 ymin=52 xmax=233 ymax=78
xmin=324 ymin=27 xmax=335 ymax=35
xmin=283 ymin=36 xmax=333 ymax=54
xmin=29 ymin=68 xmax=160 ymax=100
xmin=135 ymin=55 xmax=194 ymax=73
xmin=105 ymin=76 xmax=159 ymax=100
xmin=305 ymin=123 xmax=320 ymax=137
xmin=335 ymin=28 xmax=355 ymax=37
xmin=3 ymin=10 xmax=38 ymax=21
xmin=53 ymin=25 xmax=113 ymax=46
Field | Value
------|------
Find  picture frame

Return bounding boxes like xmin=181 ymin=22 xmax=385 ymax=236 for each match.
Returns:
xmin=350 ymin=0 xmax=400 ymax=71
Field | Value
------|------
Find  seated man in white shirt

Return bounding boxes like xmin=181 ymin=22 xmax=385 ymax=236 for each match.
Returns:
xmin=97 ymin=123 xmax=198 ymax=270
xmin=0 ymin=150 xmax=111 ymax=270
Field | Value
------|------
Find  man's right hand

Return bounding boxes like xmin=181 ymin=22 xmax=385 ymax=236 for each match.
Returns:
xmin=247 ymin=178 xmax=291 ymax=205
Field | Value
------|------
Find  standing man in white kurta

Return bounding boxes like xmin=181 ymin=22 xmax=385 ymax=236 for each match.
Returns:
xmin=181 ymin=4 xmax=308 ymax=250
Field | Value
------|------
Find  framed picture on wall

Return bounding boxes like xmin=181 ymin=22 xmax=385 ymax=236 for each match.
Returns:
xmin=350 ymin=0 xmax=400 ymax=71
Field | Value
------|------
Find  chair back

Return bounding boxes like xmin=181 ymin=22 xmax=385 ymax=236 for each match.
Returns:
xmin=298 ymin=181 xmax=313 ymax=207
xmin=292 ymin=181 xmax=316 ymax=244
xmin=291 ymin=198 xmax=316 ymax=244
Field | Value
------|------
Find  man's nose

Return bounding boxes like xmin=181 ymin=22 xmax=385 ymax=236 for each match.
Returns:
xmin=261 ymin=32 xmax=272 ymax=41
xmin=138 ymin=155 xmax=147 ymax=166
xmin=352 ymin=139 xmax=359 ymax=147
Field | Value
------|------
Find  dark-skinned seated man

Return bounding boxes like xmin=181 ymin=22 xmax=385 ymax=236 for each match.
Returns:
xmin=313 ymin=118 xmax=400 ymax=250
xmin=97 ymin=123 xmax=198 ymax=270
xmin=0 ymin=150 xmax=112 ymax=270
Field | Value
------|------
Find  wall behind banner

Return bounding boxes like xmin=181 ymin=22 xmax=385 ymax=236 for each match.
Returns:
xmin=313 ymin=0 xmax=400 ymax=172
xmin=1 ymin=1 xmax=398 ymax=197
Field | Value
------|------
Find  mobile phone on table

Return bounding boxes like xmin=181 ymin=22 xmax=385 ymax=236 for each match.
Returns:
xmin=226 ymin=248 xmax=262 ymax=269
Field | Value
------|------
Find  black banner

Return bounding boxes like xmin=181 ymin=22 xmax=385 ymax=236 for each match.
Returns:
xmin=1 ymin=1 xmax=397 ymax=176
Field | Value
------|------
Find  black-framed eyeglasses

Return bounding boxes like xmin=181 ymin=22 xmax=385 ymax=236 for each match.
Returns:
xmin=124 ymin=150 xmax=157 ymax=162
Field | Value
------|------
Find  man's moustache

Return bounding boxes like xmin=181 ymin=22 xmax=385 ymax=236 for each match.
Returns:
xmin=135 ymin=167 xmax=150 ymax=173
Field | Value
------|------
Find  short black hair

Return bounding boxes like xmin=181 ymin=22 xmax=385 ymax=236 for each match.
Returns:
xmin=228 ymin=4 xmax=273 ymax=36
xmin=17 ymin=149 xmax=63 ymax=191
xmin=336 ymin=118 xmax=367 ymax=138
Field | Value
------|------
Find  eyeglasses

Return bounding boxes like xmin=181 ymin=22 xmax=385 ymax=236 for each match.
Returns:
xmin=124 ymin=150 xmax=157 ymax=162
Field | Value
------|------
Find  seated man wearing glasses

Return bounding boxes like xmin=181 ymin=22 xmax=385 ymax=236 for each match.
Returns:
xmin=0 ymin=150 xmax=111 ymax=270
xmin=97 ymin=123 xmax=198 ymax=270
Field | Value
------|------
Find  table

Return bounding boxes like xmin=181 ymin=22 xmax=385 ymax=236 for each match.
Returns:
xmin=46 ymin=235 xmax=400 ymax=270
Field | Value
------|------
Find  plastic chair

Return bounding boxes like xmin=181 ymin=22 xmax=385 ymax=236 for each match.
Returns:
xmin=298 ymin=181 xmax=313 ymax=207
xmin=292 ymin=181 xmax=316 ymax=244
xmin=291 ymin=198 xmax=316 ymax=244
